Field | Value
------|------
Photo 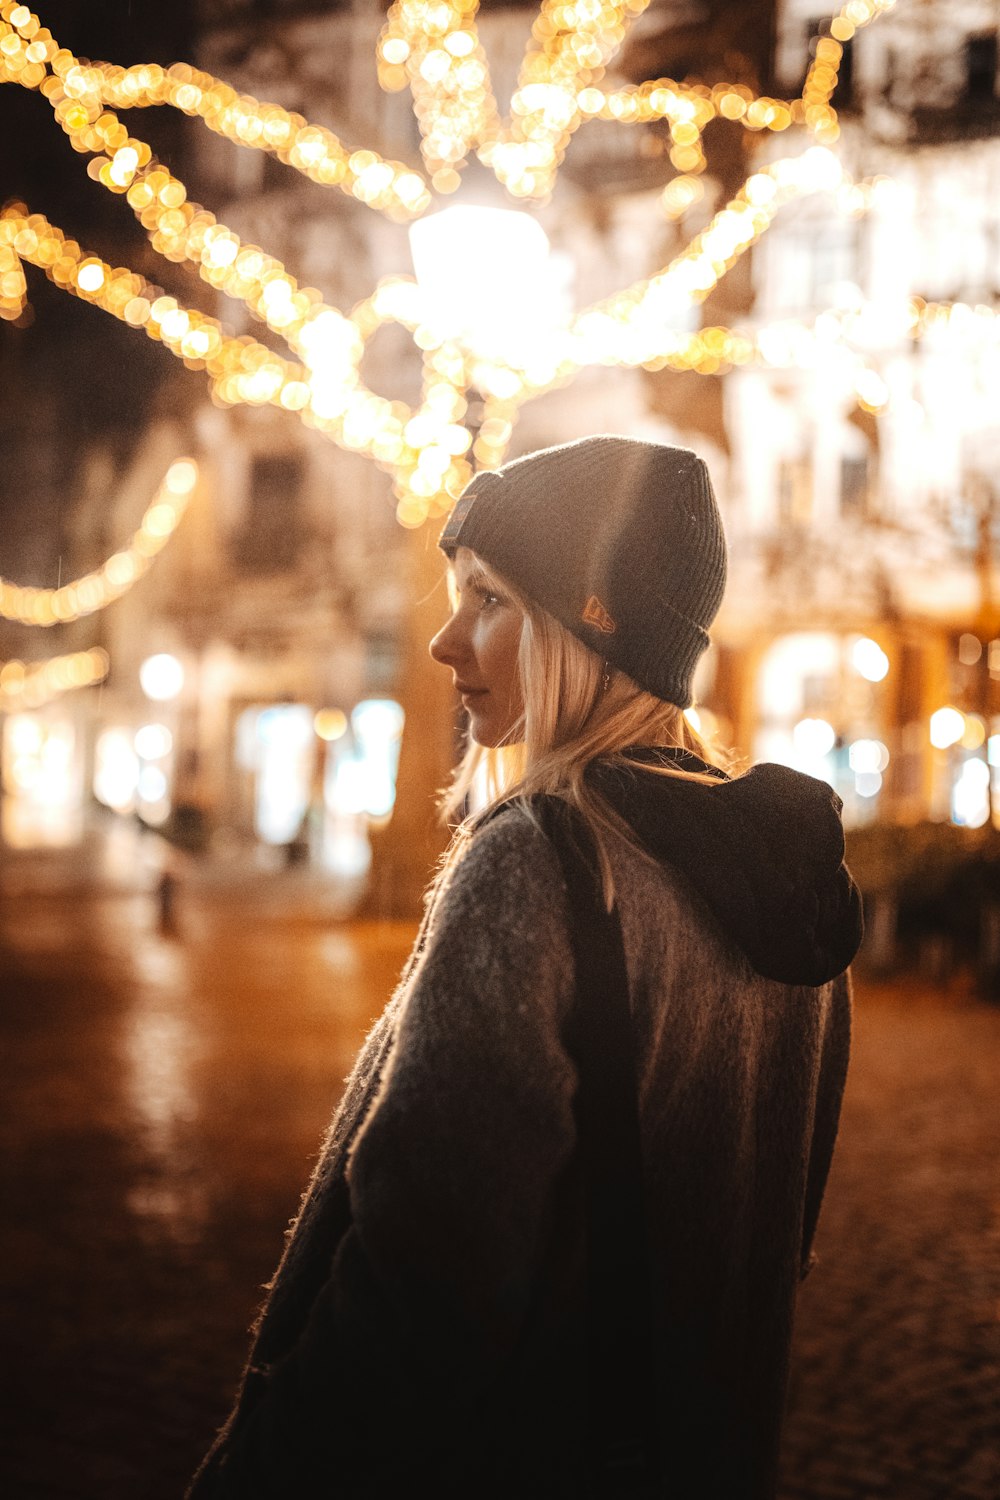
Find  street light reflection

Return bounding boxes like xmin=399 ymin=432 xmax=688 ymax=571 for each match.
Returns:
xmin=119 ymin=932 xmax=206 ymax=1243
xmin=123 ymin=1003 xmax=196 ymax=1149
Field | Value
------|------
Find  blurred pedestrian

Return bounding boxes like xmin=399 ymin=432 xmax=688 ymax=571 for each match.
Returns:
xmin=190 ymin=436 xmax=863 ymax=1499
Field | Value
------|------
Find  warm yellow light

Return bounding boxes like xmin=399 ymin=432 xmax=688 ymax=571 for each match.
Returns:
xmin=854 ymin=368 xmax=889 ymax=412
xmin=848 ymin=738 xmax=889 ymax=774
xmin=314 ymin=708 xmax=348 ymax=741
xmin=958 ymin=632 xmax=982 ymax=666
xmin=851 ymin=637 xmax=889 ymax=682
xmin=0 ymin=648 xmax=109 ymax=710
xmin=165 ymin=458 xmax=198 ymax=493
xmin=0 ymin=458 xmax=195 ymax=625
xmin=930 ymin=707 xmax=966 ymax=751
xmin=961 ymin=716 xmax=987 ymax=751
xmin=139 ymin=653 xmax=184 ymax=702
xmin=0 ymin=0 xmax=904 ymax=525
xmin=135 ymin=723 xmax=173 ymax=759
xmin=793 ymin=717 xmax=837 ymax=759
xmin=143 ymin=503 xmax=177 ymax=538
xmin=76 ymin=259 xmax=105 ymax=292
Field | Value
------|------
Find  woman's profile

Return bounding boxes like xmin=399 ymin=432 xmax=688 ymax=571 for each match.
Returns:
xmin=190 ymin=434 xmax=862 ymax=1499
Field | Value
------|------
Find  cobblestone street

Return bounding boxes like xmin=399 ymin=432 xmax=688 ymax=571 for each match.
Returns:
xmin=779 ymin=976 xmax=1000 ymax=1499
xmin=1 ymin=836 xmax=997 ymax=1499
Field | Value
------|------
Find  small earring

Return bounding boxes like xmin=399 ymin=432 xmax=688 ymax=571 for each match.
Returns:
xmin=602 ymin=662 xmax=611 ymax=694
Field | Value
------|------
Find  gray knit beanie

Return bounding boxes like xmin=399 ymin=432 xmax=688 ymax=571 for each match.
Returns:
xmin=439 ymin=434 xmax=727 ymax=709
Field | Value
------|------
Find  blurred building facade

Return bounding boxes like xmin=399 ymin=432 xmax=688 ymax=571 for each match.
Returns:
xmin=3 ymin=0 xmax=1000 ymax=874
xmin=718 ymin=0 xmax=1000 ymax=831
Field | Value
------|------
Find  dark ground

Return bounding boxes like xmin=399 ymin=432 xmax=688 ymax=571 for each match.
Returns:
xmin=0 ymin=830 xmax=997 ymax=1499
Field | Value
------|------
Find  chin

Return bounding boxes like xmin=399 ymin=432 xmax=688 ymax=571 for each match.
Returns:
xmin=467 ymin=713 xmax=518 ymax=750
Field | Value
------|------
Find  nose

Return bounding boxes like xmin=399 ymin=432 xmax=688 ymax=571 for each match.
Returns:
xmin=429 ymin=608 xmax=464 ymax=668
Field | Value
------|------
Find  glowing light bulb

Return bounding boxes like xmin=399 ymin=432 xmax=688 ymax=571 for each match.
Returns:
xmin=139 ymin=653 xmax=184 ymax=702
xmin=76 ymin=260 xmax=105 ymax=292
xmin=929 ymin=708 xmax=965 ymax=751
xmin=852 ymin=638 xmax=889 ymax=682
xmin=793 ymin=717 xmax=836 ymax=760
xmin=314 ymin=708 xmax=348 ymax=742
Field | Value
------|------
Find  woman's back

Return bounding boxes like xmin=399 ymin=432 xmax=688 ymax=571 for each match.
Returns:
xmin=192 ymin=784 xmax=849 ymax=1499
xmin=616 ymin=835 xmax=850 ymax=1496
xmin=481 ymin=764 xmax=853 ymax=1499
xmin=189 ymin=436 xmax=860 ymax=1500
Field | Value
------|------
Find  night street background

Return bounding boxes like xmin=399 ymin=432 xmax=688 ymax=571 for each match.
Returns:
xmin=4 ymin=0 xmax=1000 ymax=1494
xmin=1 ymin=829 xmax=998 ymax=1499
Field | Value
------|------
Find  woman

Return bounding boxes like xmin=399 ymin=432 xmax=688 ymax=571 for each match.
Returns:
xmin=190 ymin=435 xmax=862 ymax=1499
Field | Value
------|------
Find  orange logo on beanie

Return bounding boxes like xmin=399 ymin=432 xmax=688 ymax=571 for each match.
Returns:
xmin=582 ymin=595 xmax=617 ymax=634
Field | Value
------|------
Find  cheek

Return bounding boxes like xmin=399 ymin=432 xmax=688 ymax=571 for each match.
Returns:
xmin=483 ymin=618 xmax=523 ymax=699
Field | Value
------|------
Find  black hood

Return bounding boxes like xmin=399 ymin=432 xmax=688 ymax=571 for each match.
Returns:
xmin=588 ymin=749 xmax=863 ymax=987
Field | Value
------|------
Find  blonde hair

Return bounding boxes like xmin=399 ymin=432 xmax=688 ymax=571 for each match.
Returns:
xmin=438 ymin=554 xmax=738 ymax=902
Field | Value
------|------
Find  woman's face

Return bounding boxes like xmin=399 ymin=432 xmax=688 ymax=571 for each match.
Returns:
xmin=429 ymin=547 xmax=525 ymax=748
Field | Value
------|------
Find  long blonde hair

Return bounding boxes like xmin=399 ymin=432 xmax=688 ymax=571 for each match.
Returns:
xmin=438 ymin=554 xmax=737 ymax=902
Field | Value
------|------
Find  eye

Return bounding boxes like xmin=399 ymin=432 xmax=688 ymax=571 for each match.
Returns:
xmin=468 ymin=581 xmax=503 ymax=608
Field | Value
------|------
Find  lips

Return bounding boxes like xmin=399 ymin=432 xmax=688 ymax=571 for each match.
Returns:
xmin=455 ymin=682 xmax=487 ymax=698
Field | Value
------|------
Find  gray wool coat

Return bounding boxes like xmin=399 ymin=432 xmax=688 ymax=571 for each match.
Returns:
xmin=190 ymin=765 xmax=856 ymax=1500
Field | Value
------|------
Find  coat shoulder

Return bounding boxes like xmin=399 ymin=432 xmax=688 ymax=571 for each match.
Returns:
xmin=437 ymin=803 xmax=570 ymax=926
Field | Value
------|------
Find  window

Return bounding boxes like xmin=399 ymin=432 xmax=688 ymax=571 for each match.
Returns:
xmin=765 ymin=223 xmax=857 ymax=314
xmin=811 ymin=226 xmax=857 ymax=302
xmin=232 ymin=454 xmax=306 ymax=573
xmin=966 ymin=33 xmax=998 ymax=101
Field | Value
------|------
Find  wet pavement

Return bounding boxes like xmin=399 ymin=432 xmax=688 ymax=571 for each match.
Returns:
xmin=1 ymin=826 xmax=998 ymax=1499
xmin=779 ymin=975 xmax=1000 ymax=1500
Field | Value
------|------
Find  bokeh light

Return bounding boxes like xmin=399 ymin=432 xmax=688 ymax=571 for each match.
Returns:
xmin=139 ymin=653 xmax=184 ymax=702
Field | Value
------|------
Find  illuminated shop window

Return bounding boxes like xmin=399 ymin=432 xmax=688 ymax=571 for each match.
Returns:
xmin=232 ymin=697 xmax=405 ymax=866
xmin=755 ymin=631 xmax=891 ymax=824
xmin=94 ymin=728 xmax=140 ymax=814
xmin=322 ymin=698 xmax=405 ymax=877
xmin=925 ymin=704 xmax=995 ymax=828
xmin=94 ymin=721 xmax=175 ymax=827
xmin=953 ymin=756 xmax=991 ymax=828
xmin=134 ymin=722 xmax=174 ymax=827
xmin=2 ymin=713 xmax=82 ymax=848
xmin=236 ymin=703 xmax=315 ymax=845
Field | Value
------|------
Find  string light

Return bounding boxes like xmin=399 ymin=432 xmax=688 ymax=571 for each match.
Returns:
xmin=481 ymin=0 xmax=654 ymax=199
xmin=0 ymin=648 xmax=109 ymax=710
xmin=377 ymin=1 xmax=499 ymax=190
xmin=0 ymin=232 xmax=28 ymax=318
xmin=1 ymin=0 xmax=918 ymax=529
xmin=375 ymin=0 xmax=892 ymax=200
xmin=801 ymin=0 xmax=898 ymax=143
xmin=0 ymin=456 xmax=197 ymax=626
xmin=0 ymin=4 xmax=430 ymax=220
